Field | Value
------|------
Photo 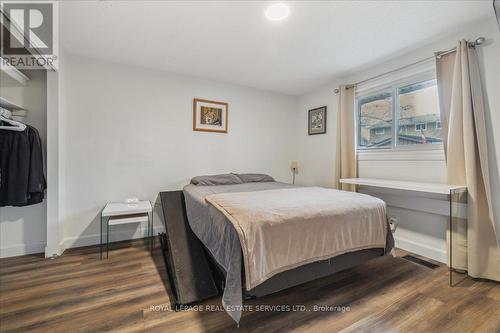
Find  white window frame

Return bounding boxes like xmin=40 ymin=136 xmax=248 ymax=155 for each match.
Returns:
xmin=355 ymin=60 xmax=444 ymax=158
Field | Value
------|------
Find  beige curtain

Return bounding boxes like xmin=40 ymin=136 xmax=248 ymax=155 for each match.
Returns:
xmin=335 ymin=85 xmax=356 ymax=191
xmin=436 ymin=40 xmax=500 ymax=281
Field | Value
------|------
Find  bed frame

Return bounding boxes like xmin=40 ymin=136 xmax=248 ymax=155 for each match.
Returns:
xmin=156 ymin=190 xmax=385 ymax=306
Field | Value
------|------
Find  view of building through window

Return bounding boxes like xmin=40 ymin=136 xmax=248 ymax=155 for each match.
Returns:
xmin=357 ymin=79 xmax=442 ymax=149
xmin=398 ymin=80 xmax=441 ymax=145
xmin=358 ymin=92 xmax=392 ymax=148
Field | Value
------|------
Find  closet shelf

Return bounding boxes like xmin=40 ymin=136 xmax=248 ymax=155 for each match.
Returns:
xmin=0 ymin=57 xmax=30 ymax=86
xmin=0 ymin=96 xmax=25 ymax=111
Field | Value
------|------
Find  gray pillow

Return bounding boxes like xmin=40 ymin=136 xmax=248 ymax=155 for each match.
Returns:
xmin=235 ymin=173 xmax=275 ymax=183
xmin=190 ymin=174 xmax=243 ymax=186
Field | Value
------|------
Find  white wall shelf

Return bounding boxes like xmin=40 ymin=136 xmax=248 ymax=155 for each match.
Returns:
xmin=339 ymin=178 xmax=465 ymax=195
xmin=0 ymin=96 xmax=25 ymax=111
xmin=1 ymin=57 xmax=30 ymax=86
xmin=341 ymin=177 xmax=468 ymax=283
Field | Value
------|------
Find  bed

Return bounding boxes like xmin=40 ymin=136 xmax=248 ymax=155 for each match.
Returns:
xmin=159 ymin=174 xmax=394 ymax=324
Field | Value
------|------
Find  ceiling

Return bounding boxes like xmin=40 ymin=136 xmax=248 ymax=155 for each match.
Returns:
xmin=60 ymin=1 xmax=493 ymax=96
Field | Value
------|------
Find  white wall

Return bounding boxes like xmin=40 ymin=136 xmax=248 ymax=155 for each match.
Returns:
xmin=295 ymin=17 xmax=500 ymax=262
xmin=44 ymin=44 xmax=69 ymax=258
xmin=294 ymin=82 xmax=340 ymax=188
xmin=46 ymin=69 xmax=61 ymax=257
xmin=0 ymin=70 xmax=48 ymax=257
xmin=59 ymin=54 xmax=298 ymax=249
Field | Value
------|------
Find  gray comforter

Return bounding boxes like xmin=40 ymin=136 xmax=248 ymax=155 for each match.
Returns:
xmin=183 ymin=182 xmax=394 ymax=324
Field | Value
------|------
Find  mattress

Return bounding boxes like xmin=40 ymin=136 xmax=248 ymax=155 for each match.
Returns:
xmin=183 ymin=182 xmax=393 ymax=324
xmin=206 ymin=186 xmax=388 ymax=290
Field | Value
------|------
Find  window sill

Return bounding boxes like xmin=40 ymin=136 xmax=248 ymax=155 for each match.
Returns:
xmin=357 ymin=146 xmax=445 ymax=161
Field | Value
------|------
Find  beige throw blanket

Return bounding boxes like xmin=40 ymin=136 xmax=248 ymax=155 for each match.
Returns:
xmin=205 ymin=187 xmax=387 ymax=290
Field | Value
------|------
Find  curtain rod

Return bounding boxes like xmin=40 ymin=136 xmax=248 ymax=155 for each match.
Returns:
xmin=333 ymin=37 xmax=486 ymax=94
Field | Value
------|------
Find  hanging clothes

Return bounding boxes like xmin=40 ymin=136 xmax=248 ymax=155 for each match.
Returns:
xmin=0 ymin=125 xmax=46 ymax=207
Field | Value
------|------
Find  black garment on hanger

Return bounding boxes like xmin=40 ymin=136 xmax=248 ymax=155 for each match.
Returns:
xmin=0 ymin=125 xmax=46 ymax=207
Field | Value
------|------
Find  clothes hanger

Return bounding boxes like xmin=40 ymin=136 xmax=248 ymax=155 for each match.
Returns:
xmin=0 ymin=109 xmax=27 ymax=131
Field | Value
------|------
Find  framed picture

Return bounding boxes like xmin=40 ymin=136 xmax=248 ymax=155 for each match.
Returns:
xmin=193 ymin=98 xmax=228 ymax=133
xmin=308 ymin=106 xmax=327 ymax=135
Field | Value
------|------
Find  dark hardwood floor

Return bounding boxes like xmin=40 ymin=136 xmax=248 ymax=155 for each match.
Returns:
xmin=0 ymin=239 xmax=499 ymax=333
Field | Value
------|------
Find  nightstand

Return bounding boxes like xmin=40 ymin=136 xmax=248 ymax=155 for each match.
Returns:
xmin=100 ymin=201 xmax=153 ymax=259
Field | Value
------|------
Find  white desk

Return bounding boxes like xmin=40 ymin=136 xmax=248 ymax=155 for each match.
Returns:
xmin=100 ymin=201 xmax=153 ymax=259
xmin=102 ymin=201 xmax=153 ymax=217
xmin=339 ymin=178 xmax=466 ymax=195
xmin=340 ymin=178 xmax=467 ymax=286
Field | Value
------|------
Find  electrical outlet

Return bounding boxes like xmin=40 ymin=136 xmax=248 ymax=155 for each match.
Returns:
xmin=388 ymin=217 xmax=398 ymax=233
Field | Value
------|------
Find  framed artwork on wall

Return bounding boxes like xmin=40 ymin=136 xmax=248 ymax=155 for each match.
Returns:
xmin=193 ymin=98 xmax=228 ymax=133
xmin=308 ymin=106 xmax=327 ymax=135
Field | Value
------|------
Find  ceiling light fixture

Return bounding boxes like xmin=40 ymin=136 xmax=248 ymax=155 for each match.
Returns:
xmin=265 ymin=3 xmax=290 ymax=21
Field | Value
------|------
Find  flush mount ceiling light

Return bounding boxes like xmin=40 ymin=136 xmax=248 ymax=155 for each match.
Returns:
xmin=265 ymin=3 xmax=290 ymax=21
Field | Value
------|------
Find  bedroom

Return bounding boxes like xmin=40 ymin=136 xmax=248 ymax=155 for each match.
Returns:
xmin=0 ymin=0 xmax=499 ymax=332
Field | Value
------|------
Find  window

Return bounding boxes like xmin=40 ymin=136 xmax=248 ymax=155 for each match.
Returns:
xmin=358 ymin=91 xmax=392 ymax=148
xmin=398 ymin=80 xmax=441 ymax=146
xmin=357 ymin=77 xmax=442 ymax=149
xmin=415 ymin=123 xmax=427 ymax=131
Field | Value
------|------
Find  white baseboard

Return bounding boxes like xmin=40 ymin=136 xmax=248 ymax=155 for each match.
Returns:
xmin=1 ymin=225 xmax=166 ymax=258
xmin=394 ymin=234 xmax=447 ymax=263
xmin=0 ymin=241 xmax=46 ymax=258
xmin=61 ymin=225 xmax=165 ymax=250
xmin=3 ymin=225 xmax=446 ymax=263
xmin=45 ymin=244 xmax=64 ymax=258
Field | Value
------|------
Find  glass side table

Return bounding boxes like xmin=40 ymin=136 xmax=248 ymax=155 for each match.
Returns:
xmin=100 ymin=201 xmax=153 ymax=259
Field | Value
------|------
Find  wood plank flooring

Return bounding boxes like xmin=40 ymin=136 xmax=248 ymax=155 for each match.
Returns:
xmin=1 ymin=239 xmax=499 ymax=333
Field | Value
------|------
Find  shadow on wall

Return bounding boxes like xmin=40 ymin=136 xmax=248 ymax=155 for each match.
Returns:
xmin=63 ymin=201 xmax=165 ymax=255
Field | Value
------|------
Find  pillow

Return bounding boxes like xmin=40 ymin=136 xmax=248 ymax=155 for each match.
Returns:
xmin=190 ymin=174 xmax=243 ymax=186
xmin=235 ymin=173 xmax=275 ymax=183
